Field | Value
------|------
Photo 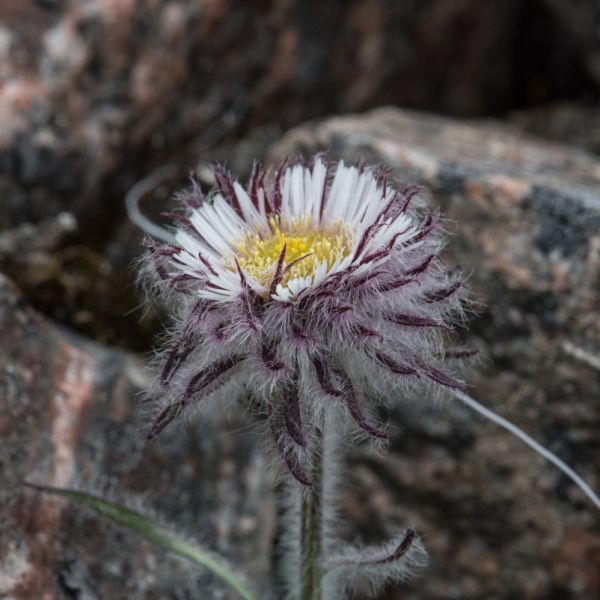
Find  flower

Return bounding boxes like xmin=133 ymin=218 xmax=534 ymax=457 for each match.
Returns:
xmin=143 ymin=155 xmax=467 ymax=484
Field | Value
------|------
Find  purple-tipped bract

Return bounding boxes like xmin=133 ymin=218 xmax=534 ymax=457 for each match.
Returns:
xmin=142 ymin=155 xmax=468 ymax=484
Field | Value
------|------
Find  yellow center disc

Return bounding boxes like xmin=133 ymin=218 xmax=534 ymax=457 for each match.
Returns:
xmin=234 ymin=215 xmax=352 ymax=289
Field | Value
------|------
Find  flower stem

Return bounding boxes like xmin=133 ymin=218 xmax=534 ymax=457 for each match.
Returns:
xmin=300 ymin=427 xmax=324 ymax=600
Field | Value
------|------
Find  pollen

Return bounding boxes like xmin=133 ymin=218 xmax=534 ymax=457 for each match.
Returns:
xmin=234 ymin=215 xmax=353 ymax=288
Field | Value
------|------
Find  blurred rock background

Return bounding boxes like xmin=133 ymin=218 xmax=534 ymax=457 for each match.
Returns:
xmin=1 ymin=1 xmax=599 ymax=598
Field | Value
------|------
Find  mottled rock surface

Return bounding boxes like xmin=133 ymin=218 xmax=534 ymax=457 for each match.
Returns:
xmin=0 ymin=275 xmax=273 ymax=599
xmin=2 ymin=1 xmax=600 ymax=598
xmin=1 ymin=0 xmax=598 ymax=352
xmin=269 ymin=108 xmax=600 ymax=599
xmin=1 ymin=0 xmax=597 ymax=230
xmin=511 ymin=103 xmax=600 ymax=156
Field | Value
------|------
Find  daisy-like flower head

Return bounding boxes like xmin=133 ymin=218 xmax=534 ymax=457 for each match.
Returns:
xmin=143 ymin=155 xmax=468 ymax=484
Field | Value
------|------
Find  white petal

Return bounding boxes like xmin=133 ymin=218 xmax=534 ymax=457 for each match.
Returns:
xmin=210 ymin=197 xmax=245 ymax=238
xmin=257 ymin=187 xmax=267 ymax=219
xmin=310 ymin=158 xmax=327 ymax=224
xmin=174 ymin=230 xmax=219 ymax=263
xmin=281 ymin=169 xmax=293 ymax=219
xmin=233 ymin=181 xmax=262 ymax=227
xmin=336 ymin=166 xmax=359 ymax=222
xmin=189 ymin=211 xmax=230 ymax=255
xmin=321 ymin=161 xmax=345 ymax=225
xmin=273 ymin=283 xmax=292 ymax=302
xmin=291 ymin=165 xmax=305 ymax=217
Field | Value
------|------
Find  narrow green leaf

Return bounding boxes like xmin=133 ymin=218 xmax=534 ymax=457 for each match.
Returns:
xmin=24 ymin=480 xmax=260 ymax=600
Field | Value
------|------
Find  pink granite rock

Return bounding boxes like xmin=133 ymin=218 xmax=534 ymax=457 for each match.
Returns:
xmin=1 ymin=0 xmax=596 ymax=230
xmin=0 ymin=274 xmax=273 ymax=599
xmin=269 ymin=107 xmax=600 ymax=599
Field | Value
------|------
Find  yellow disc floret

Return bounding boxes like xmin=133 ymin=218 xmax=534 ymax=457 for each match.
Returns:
xmin=234 ymin=215 xmax=352 ymax=290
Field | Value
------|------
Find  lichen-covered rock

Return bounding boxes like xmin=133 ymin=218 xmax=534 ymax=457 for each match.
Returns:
xmin=269 ymin=107 xmax=600 ymax=599
xmin=0 ymin=274 xmax=273 ymax=599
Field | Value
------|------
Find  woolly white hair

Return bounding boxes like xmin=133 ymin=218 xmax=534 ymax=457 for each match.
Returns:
xmin=141 ymin=155 xmax=469 ymax=486
xmin=137 ymin=155 xmax=469 ymax=598
xmin=135 ymin=155 xmax=599 ymax=600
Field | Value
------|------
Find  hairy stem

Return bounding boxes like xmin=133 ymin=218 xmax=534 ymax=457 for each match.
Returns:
xmin=300 ymin=427 xmax=324 ymax=600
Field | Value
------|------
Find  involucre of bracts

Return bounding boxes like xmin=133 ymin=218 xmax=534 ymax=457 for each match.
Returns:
xmin=141 ymin=155 xmax=470 ymax=484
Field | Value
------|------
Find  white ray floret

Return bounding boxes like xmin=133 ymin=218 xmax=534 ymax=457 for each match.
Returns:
xmin=168 ymin=157 xmax=419 ymax=302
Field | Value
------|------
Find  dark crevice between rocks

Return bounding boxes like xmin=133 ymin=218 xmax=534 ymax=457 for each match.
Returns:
xmin=510 ymin=0 xmax=599 ymax=111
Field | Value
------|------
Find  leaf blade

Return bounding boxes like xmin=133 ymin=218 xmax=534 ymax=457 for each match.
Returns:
xmin=24 ymin=480 xmax=260 ymax=600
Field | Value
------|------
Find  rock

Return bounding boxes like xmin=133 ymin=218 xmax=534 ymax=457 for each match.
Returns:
xmin=269 ymin=107 xmax=600 ymax=599
xmin=510 ymin=103 xmax=600 ymax=156
xmin=0 ymin=212 xmax=160 ymax=351
xmin=1 ymin=1 xmax=597 ymax=232
xmin=2 ymin=0 xmax=597 ymax=355
xmin=0 ymin=274 xmax=273 ymax=599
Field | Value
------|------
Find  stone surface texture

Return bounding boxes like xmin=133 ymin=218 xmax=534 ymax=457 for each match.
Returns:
xmin=511 ymin=103 xmax=600 ymax=156
xmin=0 ymin=275 xmax=273 ymax=600
xmin=269 ymin=107 xmax=600 ymax=599
xmin=1 ymin=0 xmax=597 ymax=230
xmin=1 ymin=2 xmax=600 ymax=596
